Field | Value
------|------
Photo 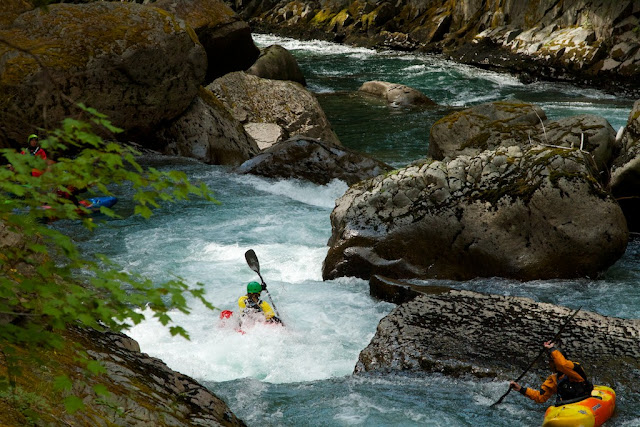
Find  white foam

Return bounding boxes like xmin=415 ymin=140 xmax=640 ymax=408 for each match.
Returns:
xmin=252 ymin=33 xmax=375 ymax=56
xmin=232 ymin=174 xmax=348 ymax=208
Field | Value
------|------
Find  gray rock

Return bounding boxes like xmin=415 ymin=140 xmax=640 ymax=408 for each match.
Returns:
xmin=359 ymin=81 xmax=436 ymax=107
xmin=235 ymin=136 xmax=392 ymax=186
xmin=354 ymin=288 xmax=640 ymax=389
xmin=156 ymin=88 xmax=259 ymax=166
xmin=246 ymin=44 xmax=307 ymax=86
xmin=207 ymin=71 xmax=341 ymax=146
xmin=323 ymin=145 xmax=627 ymax=281
xmin=429 ymin=101 xmax=617 ymax=178
xmin=63 ymin=327 xmax=246 ymax=426
xmin=610 ymin=100 xmax=640 ymax=231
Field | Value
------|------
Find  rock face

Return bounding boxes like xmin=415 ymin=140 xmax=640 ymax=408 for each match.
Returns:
xmin=155 ymin=87 xmax=260 ymax=165
xmin=235 ymin=136 xmax=392 ymax=185
xmin=154 ymin=0 xmax=260 ymax=82
xmin=359 ymin=81 xmax=436 ymax=107
xmin=230 ymin=1 xmax=640 ymax=95
xmin=0 ymin=2 xmax=207 ymax=148
xmin=354 ymin=287 xmax=640 ymax=388
xmin=0 ymin=327 xmax=246 ymax=426
xmin=429 ymin=100 xmax=619 ymax=177
xmin=246 ymin=44 xmax=307 ymax=86
xmin=322 ymin=145 xmax=628 ymax=282
xmin=207 ymin=71 xmax=342 ymax=147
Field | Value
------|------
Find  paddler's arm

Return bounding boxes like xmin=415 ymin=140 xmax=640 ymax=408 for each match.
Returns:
xmin=259 ymin=300 xmax=275 ymax=320
xmin=238 ymin=295 xmax=248 ymax=309
xmin=510 ymin=375 xmax=557 ymax=403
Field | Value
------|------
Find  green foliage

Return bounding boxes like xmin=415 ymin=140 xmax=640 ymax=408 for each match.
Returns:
xmin=0 ymin=105 xmax=217 ymax=419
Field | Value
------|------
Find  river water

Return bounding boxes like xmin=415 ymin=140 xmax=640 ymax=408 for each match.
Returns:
xmin=57 ymin=35 xmax=639 ymax=426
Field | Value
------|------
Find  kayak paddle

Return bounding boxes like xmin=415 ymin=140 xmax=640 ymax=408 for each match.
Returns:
xmin=490 ymin=306 xmax=582 ymax=407
xmin=244 ymin=249 xmax=284 ymax=325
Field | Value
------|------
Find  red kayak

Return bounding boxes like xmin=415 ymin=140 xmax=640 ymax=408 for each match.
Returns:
xmin=219 ymin=310 xmax=283 ymax=334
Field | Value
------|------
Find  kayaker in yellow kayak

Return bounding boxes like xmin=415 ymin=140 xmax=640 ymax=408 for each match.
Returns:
xmin=510 ymin=341 xmax=593 ymax=404
xmin=238 ymin=281 xmax=281 ymax=324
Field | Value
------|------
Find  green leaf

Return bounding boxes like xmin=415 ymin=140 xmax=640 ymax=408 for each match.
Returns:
xmin=53 ymin=375 xmax=73 ymax=392
xmin=64 ymin=395 xmax=85 ymax=414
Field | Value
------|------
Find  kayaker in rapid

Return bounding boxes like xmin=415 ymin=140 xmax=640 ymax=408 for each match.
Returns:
xmin=238 ymin=281 xmax=281 ymax=324
xmin=510 ymin=340 xmax=593 ymax=404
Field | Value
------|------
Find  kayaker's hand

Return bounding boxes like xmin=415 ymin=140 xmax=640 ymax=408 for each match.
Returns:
xmin=509 ymin=381 xmax=521 ymax=392
xmin=544 ymin=341 xmax=555 ymax=349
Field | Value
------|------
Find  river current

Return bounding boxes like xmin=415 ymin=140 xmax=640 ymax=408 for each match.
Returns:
xmin=57 ymin=34 xmax=639 ymax=426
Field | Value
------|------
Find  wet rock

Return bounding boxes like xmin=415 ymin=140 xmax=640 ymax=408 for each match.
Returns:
xmin=235 ymin=136 xmax=392 ymax=185
xmin=64 ymin=327 xmax=246 ymax=426
xmin=354 ymin=288 xmax=640 ymax=388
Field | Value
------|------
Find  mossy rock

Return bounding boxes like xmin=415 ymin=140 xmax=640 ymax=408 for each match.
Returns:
xmin=0 ymin=2 xmax=206 ymax=148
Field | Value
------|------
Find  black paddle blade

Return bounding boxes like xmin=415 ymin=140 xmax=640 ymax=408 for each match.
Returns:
xmin=245 ymin=249 xmax=260 ymax=274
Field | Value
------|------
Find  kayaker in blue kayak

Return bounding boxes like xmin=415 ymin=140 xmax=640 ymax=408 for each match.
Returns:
xmin=238 ymin=281 xmax=281 ymax=324
xmin=510 ymin=341 xmax=593 ymax=404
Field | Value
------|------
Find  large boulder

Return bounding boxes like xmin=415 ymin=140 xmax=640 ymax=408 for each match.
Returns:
xmin=235 ymin=136 xmax=392 ymax=185
xmin=358 ymin=81 xmax=436 ymax=107
xmin=154 ymin=87 xmax=259 ymax=166
xmin=610 ymin=100 xmax=640 ymax=231
xmin=246 ymin=44 xmax=307 ymax=86
xmin=0 ymin=2 xmax=207 ymax=148
xmin=354 ymin=287 xmax=640 ymax=388
xmin=322 ymin=145 xmax=628 ymax=282
xmin=154 ymin=0 xmax=260 ymax=83
xmin=207 ymin=71 xmax=341 ymax=147
xmin=428 ymin=100 xmax=545 ymax=160
xmin=429 ymin=100 xmax=618 ymax=178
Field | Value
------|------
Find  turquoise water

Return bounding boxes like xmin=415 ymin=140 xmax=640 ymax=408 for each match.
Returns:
xmin=59 ymin=35 xmax=639 ymax=426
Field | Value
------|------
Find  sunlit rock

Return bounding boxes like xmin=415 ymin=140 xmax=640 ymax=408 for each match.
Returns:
xmin=207 ymin=71 xmax=341 ymax=146
xmin=359 ymin=81 xmax=436 ymax=107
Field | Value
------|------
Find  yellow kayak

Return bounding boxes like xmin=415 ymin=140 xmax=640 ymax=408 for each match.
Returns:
xmin=542 ymin=385 xmax=615 ymax=427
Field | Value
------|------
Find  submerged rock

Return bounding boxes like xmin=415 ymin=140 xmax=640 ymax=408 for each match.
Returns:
xmin=323 ymin=145 xmax=627 ymax=281
xmin=235 ymin=136 xmax=392 ymax=186
xmin=354 ymin=288 xmax=640 ymax=388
